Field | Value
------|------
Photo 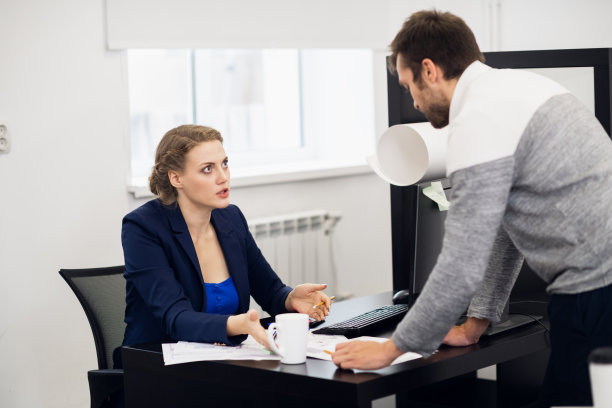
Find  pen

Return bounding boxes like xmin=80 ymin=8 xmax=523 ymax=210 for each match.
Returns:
xmin=324 ymin=350 xmax=333 ymax=355
xmin=313 ymin=296 xmax=336 ymax=309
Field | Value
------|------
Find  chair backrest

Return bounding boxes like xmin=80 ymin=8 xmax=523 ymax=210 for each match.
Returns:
xmin=59 ymin=266 xmax=126 ymax=370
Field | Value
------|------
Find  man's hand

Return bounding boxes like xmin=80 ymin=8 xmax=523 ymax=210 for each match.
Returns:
xmin=331 ymin=339 xmax=404 ymax=370
xmin=442 ymin=317 xmax=490 ymax=346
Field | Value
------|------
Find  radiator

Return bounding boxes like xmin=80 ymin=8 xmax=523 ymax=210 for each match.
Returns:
xmin=247 ymin=210 xmax=342 ymax=316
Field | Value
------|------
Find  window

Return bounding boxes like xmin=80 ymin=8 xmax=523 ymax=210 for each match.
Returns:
xmin=127 ymin=49 xmax=375 ymax=185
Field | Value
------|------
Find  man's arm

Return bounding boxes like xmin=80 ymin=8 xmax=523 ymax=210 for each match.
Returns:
xmin=332 ymin=157 xmax=517 ymax=369
xmin=444 ymin=227 xmax=524 ymax=346
xmin=332 ymin=339 xmax=404 ymax=370
xmin=391 ymin=158 xmax=516 ymax=356
xmin=467 ymin=226 xmax=524 ymax=321
xmin=443 ymin=316 xmax=490 ymax=346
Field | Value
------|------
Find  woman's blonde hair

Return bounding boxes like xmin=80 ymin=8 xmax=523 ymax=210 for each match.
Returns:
xmin=149 ymin=125 xmax=223 ymax=205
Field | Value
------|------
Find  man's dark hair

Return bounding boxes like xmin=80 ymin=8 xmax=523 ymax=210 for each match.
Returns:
xmin=388 ymin=10 xmax=484 ymax=83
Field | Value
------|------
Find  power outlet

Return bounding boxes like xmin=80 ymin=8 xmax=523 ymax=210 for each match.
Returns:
xmin=0 ymin=120 xmax=10 ymax=153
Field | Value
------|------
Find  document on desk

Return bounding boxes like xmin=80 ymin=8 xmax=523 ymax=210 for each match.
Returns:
xmin=355 ymin=336 xmax=423 ymax=365
xmin=162 ymin=334 xmax=421 ymax=366
xmin=162 ymin=336 xmax=281 ymax=365
xmin=163 ymin=334 xmax=349 ymax=365
xmin=306 ymin=333 xmax=349 ymax=360
xmin=307 ymin=335 xmax=422 ymax=365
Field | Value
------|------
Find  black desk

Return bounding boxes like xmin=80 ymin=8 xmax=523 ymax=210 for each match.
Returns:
xmin=122 ymin=292 xmax=549 ymax=408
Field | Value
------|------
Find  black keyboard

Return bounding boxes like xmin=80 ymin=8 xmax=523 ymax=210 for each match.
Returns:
xmin=312 ymin=304 xmax=410 ymax=338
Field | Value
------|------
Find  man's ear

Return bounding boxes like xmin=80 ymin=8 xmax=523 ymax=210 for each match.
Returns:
xmin=168 ymin=170 xmax=182 ymax=189
xmin=421 ymin=58 xmax=441 ymax=85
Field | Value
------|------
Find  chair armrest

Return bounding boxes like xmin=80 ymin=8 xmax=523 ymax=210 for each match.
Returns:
xmin=88 ymin=369 xmax=124 ymax=408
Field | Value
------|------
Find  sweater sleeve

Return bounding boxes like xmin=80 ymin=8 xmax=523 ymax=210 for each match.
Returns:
xmin=392 ymin=156 xmax=515 ymax=357
xmin=467 ymin=226 xmax=524 ymax=322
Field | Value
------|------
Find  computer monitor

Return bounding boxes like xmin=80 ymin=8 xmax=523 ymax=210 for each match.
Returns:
xmin=408 ymin=178 xmax=545 ymax=334
xmin=412 ymin=179 xmax=449 ymax=297
xmin=388 ymin=48 xmax=612 ymax=325
xmin=398 ymin=145 xmax=551 ymax=306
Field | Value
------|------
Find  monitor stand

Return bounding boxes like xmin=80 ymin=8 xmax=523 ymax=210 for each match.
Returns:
xmin=481 ymin=301 xmax=542 ymax=337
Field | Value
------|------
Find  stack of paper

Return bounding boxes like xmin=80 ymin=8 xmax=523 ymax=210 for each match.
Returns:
xmin=162 ymin=336 xmax=280 ymax=365
xmin=162 ymin=334 xmax=422 ymax=366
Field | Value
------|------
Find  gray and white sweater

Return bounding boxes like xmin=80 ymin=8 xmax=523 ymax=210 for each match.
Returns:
xmin=393 ymin=61 xmax=612 ymax=357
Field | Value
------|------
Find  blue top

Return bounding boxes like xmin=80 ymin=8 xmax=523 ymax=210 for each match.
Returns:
xmin=205 ymin=276 xmax=239 ymax=315
xmin=117 ymin=200 xmax=293 ymax=368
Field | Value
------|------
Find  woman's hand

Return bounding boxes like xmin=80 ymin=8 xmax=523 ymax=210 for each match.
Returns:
xmin=285 ymin=283 xmax=331 ymax=321
xmin=227 ymin=309 xmax=270 ymax=349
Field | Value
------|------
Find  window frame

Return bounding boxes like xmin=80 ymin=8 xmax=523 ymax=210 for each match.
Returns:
xmin=124 ymin=48 xmax=387 ymax=195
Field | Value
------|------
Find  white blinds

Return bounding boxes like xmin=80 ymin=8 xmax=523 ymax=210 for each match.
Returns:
xmin=105 ymin=0 xmax=393 ymax=49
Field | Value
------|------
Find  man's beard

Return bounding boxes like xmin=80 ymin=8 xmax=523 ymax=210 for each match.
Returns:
xmin=423 ymin=102 xmax=449 ymax=129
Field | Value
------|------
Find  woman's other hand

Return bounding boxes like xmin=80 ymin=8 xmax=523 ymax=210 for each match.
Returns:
xmin=227 ymin=309 xmax=270 ymax=349
xmin=285 ymin=283 xmax=331 ymax=321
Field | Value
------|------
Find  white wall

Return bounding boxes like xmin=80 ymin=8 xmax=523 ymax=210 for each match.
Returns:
xmin=0 ymin=1 xmax=129 ymax=407
xmin=1 ymin=1 xmax=611 ymax=407
xmin=388 ymin=0 xmax=612 ymax=52
xmin=498 ymin=0 xmax=612 ymax=51
xmin=0 ymin=1 xmax=392 ymax=407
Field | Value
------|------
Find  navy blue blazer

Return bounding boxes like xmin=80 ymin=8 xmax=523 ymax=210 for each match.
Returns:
xmin=120 ymin=199 xmax=292 ymax=349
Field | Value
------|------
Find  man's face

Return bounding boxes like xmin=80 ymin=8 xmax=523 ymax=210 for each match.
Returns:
xmin=396 ymin=55 xmax=450 ymax=129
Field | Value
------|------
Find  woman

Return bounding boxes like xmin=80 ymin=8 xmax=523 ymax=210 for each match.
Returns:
xmin=115 ymin=124 xmax=331 ymax=367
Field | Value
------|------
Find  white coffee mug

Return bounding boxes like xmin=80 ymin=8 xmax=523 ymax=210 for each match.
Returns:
xmin=266 ymin=313 xmax=309 ymax=364
xmin=589 ymin=347 xmax=612 ymax=408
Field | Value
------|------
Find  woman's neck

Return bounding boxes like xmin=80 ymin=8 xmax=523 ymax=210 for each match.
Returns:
xmin=176 ymin=196 xmax=214 ymax=241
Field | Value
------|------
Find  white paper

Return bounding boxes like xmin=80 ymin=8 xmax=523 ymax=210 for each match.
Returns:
xmin=162 ymin=334 xmax=349 ymax=365
xmin=306 ymin=333 xmax=349 ymax=360
xmin=351 ymin=336 xmax=423 ymax=365
xmin=369 ymin=122 xmax=449 ymax=186
xmin=162 ymin=334 xmax=423 ymax=366
xmin=306 ymin=334 xmax=422 ymax=365
xmin=162 ymin=336 xmax=280 ymax=365
xmin=366 ymin=154 xmax=407 ymax=186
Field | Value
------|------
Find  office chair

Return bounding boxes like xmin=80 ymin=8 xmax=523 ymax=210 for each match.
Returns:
xmin=59 ymin=266 xmax=126 ymax=408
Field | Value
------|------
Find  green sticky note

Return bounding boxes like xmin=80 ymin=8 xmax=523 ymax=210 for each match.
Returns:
xmin=422 ymin=181 xmax=450 ymax=211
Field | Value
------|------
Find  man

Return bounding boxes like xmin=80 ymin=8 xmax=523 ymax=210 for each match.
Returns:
xmin=331 ymin=10 xmax=612 ymax=407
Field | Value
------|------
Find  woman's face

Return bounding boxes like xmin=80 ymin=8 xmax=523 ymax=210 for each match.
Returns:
xmin=171 ymin=140 xmax=230 ymax=211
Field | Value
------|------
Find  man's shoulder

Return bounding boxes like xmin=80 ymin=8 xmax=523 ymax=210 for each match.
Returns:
xmin=447 ymin=68 xmax=569 ymax=175
xmin=467 ymin=67 xmax=567 ymax=105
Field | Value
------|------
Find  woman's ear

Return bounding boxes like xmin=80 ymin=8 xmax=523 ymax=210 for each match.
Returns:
xmin=168 ymin=170 xmax=182 ymax=189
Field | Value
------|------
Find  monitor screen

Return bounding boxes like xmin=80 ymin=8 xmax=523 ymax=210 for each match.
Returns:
xmin=526 ymin=67 xmax=594 ymax=113
xmin=410 ymin=179 xmax=548 ymax=301
xmin=412 ymin=180 xmax=448 ymax=296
